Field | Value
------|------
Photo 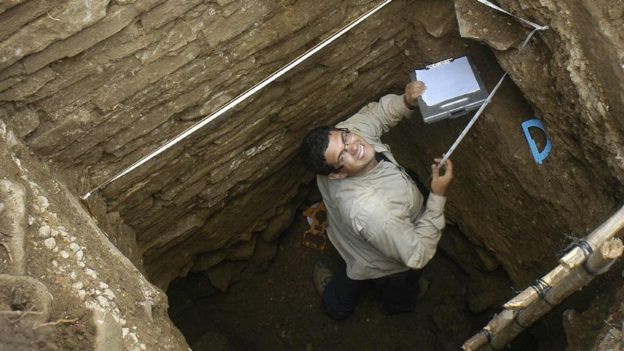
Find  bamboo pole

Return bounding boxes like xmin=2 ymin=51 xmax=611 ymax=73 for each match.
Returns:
xmin=560 ymin=206 xmax=624 ymax=268
xmin=585 ymin=237 xmax=622 ymax=273
xmin=503 ymin=266 xmax=567 ymax=310
xmin=462 ymin=227 xmax=624 ymax=351
xmin=485 ymin=239 xmax=623 ymax=350
xmin=504 ymin=206 xmax=624 ymax=310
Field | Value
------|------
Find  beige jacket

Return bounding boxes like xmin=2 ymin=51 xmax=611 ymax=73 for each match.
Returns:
xmin=317 ymin=94 xmax=446 ymax=280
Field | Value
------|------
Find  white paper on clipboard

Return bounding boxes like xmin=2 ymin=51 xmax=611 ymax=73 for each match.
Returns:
xmin=415 ymin=56 xmax=481 ymax=106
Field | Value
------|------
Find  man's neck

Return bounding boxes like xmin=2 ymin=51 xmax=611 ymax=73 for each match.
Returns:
xmin=350 ymin=159 xmax=379 ymax=177
xmin=375 ymin=152 xmax=390 ymax=164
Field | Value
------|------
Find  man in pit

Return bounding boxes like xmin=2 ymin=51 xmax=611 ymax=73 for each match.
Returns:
xmin=299 ymin=80 xmax=453 ymax=319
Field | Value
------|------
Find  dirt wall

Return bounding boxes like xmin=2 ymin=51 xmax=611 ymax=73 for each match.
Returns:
xmin=0 ymin=0 xmax=411 ymax=288
xmin=0 ymin=120 xmax=188 ymax=350
xmin=388 ymin=0 xmax=624 ymax=287
xmin=1 ymin=0 xmax=624 ymax=348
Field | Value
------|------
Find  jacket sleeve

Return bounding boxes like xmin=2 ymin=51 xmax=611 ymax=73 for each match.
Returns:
xmin=362 ymin=194 xmax=446 ymax=270
xmin=336 ymin=94 xmax=413 ymax=140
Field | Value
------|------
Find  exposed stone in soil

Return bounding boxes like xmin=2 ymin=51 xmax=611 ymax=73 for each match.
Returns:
xmin=0 ymin=0 xmax=623 ymax=349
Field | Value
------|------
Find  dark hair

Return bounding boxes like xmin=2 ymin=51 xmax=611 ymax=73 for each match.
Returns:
xmin=300 ymin=126 xmax=336 ymax=175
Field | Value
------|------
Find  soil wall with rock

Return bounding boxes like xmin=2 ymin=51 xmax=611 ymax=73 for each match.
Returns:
xmin=0 ymin=0 xmax=412 ymax=288
xmin=389 ymin=0 xmax=624 ymax=347
xmin=391 ymin=0 xmax=624 ymax=287
xmin=0 ymin=0 xmax=623 ymax=349
xmin=0 ymin=120 xmax=188 ymax=350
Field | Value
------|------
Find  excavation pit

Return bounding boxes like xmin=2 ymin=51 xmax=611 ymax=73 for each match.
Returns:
xmin=0 ymin=0 xmax=623 ymax=350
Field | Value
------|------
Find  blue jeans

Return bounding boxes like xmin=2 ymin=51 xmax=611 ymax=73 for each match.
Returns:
xmin=321 ymin=259 xmax=422 ymax=320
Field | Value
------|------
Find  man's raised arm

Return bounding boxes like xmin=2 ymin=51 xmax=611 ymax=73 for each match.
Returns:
xmin=336 ymin=81 xmax=426 ymax=139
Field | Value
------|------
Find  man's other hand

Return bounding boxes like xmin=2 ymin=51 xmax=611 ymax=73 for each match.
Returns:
xmin=404 ymin=81 xmax=426 ymax=109
xmin=431 ymin=158 xmax=453 ymax=196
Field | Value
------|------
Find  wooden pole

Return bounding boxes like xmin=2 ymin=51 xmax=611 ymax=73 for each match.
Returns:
xmin=560 ymin=206 xmax=624 ymax=268
xmin=484 ymin=238 xmax=623 ymax=350
xmin=505 ymin=206 xmax=624 ymax=310
xmin=462 ymin=205 xmax=624 ymax=351
xmin=585 ymin=238 xmax=623 ymax=273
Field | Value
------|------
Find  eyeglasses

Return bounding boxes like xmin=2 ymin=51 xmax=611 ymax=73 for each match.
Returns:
xmin=335 ymin=128 xmax=351 ymax=169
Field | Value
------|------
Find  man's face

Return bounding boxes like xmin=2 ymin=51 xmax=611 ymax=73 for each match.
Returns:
xmin=323 ymin=129 xmax=377 ymax=178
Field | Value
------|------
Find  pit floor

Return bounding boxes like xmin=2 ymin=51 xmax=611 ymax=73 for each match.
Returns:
xmin=167 ymin=205 xmax=498 ymax=351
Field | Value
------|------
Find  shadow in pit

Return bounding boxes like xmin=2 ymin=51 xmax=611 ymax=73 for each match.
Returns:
xmin=166 ymin=196 xmax=538 ymax=350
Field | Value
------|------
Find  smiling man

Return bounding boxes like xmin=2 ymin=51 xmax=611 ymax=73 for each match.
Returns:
xmin=299 ymin=81 xmax=454 ymax=319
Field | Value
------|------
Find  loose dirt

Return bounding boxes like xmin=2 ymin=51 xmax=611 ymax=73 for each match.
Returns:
xmin=169 ymin=208 xmax=494 ymax=351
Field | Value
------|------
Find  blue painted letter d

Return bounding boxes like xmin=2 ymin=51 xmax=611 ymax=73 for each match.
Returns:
xmin=521 ymin=118 xmax=552 ymax=165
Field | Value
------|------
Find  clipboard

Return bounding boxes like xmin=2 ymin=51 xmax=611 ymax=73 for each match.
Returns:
xmin=410 ymin=56 xmax=489 ymax=124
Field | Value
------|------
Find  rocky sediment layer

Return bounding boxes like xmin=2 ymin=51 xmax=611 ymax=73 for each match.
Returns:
xmin=0 ymin=0 xmax=623 ymax=349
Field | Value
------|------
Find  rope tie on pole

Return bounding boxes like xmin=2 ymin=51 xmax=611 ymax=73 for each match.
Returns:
xmin=531 ymin=278 xmax=554 ymax=306
xmin=575 ymin=239 xmax=594 ymax=258
xmin=575 ymin=239 xmax=599 ymax=275
xmin=562 ymin=238 xmax=596 ymax=275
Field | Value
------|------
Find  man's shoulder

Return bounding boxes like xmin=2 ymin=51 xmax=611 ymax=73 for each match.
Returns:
xmin=347 ymin=192 xmax=394 ymax=236
xmin=339 ymin=186 xmax=390 ymax=220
